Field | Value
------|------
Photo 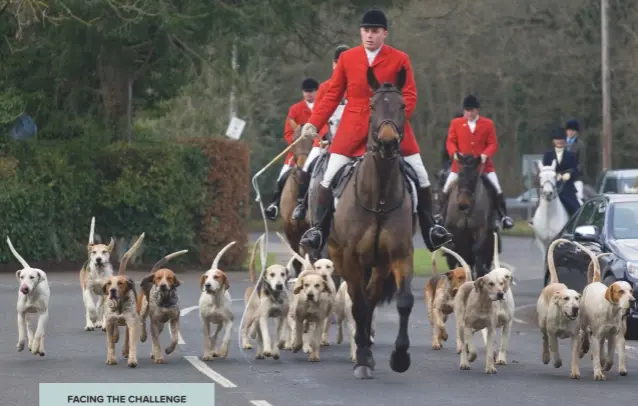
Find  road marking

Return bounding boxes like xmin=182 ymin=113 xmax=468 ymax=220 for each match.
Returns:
xmin=513 ymin=303 xmax=536 ymax=325
xmin=250 ymin=401 xmax=274 ymax=406
xmin=184 ymin=356 xmax=238 ymax=388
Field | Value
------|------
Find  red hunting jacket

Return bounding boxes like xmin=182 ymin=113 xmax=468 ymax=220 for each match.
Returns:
xmin=308 ymin=44 xmax=420 ymax=157
xmin=446 ymin=116 xmax=498 ymax=173
xmin=283 ymin=100 xmax=318 ymax=165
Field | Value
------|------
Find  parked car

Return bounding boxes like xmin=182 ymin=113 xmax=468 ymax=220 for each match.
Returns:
xmin=544 ymin=193 xmax=638 ymax=339
xmin=596 ymin=169 xmax=638 ymax=194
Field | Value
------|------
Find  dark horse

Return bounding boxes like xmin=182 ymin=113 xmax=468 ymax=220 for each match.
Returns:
xmin=327 ymin=66 xmax=415 ymax=379
xmin=442 ymin=154 xmax=495 ymax=279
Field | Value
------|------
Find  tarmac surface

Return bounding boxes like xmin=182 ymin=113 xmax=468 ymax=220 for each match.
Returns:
xmin=2 ymin=235 xmax=638 ymax=406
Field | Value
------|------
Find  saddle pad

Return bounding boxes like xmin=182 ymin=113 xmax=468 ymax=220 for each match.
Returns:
xmin=333 ymin=157 xmax=417 ymax=214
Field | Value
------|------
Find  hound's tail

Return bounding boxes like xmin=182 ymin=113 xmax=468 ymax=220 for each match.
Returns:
xmin=431 ymin=249 xmax=439 ymax=276
xmin=587 ymin=252 xmax=612 ymax=283
xmin=546 ymin=238 xmax=570 ymax=284
xmin=6 ymin=237 xmax=30 ymax=269
xmin=118 ymin=233 xmax=145 ymax=275
xmin=440 ymin=246 xmax=472 ymax=281
xmin=150 ymin=250 xmax=189 ymax=273
xmin=88 ymin=217 xmax=96 ymax=245
xmin=492 ymin=232 xmax=500 ymax=269
xmin=249 ymin=234 xmax=265 ymax=282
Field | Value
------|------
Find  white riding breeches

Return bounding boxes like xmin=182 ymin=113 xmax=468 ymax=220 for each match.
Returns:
xmin=277 ymin=164 xmax=291 ymax=181
xmin=319 ymin=153 xmax=431 ymax=189
xmin=403 ymin=154 xmax=431 ymax=188
xmin=320 ymin=153 xmax=351 ymax=188
xmin=442 ymin=171 xmax=502 ymax=194
xmin=302 ymin=146 xmax=322 ymax=172
xmin=575 ymin=180 xmax=584 ymax=200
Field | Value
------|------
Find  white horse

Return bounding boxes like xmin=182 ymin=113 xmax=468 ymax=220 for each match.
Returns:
xmin=532 ymin=160 xmax=570 ymax=258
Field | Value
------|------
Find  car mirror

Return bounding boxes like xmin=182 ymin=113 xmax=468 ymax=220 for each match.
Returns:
xmin=574 ymin=225 xmax=599 ymax=242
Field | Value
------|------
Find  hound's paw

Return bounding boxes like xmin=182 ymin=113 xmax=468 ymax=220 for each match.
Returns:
xmin=432 ymin=342 xmax=442 ymax=350
xmin=272 ymin=350 xmax=280 ymax=360
xmin=121 ymin=349 xmax=129 ymax=358
xmin=165 ymin=343 xmax=177 ymax=355
xmin=542 ymin=351 xmax=550 ymax=364
xmin=16 ymin=341 xmax=25 ymax=352
xmin=460 ymin=363 xmax=471 ymax=370
xmin=95 ymin=322 xmax=102 ymax=329
xmin=152 ymin=356 xmax=166 ymax=364
xmin=291 ymin=342 xmax=303 ymax=353
xmin=570 ymin=371 xmax=580 ymax=379
xmin=140 ymin=331 xmax=147 ymax=342
xmin=128 ymin=361 xmax=138 ymax=368
xmin=263 ymin=350 xmax=273 ymax=358
xmin=485 ymin=366 xmax=497 ymax=375
xmin=84 ymin=324 xmax=95 ymax=331
xmin=106 ymin=357 xmax=117 ymax=365
xmin=255 ymin=353 xmax=265 ymax=360
xmin=594 ymin=371 xmax=606 ymax=381
xmin=277 ymin=340 xmax=285 ymax=349
xmin=320 ymin=339 xmax=330 ymax=347
xmin=620 ymin=368 xmax=628 ymax=376
xmin=496 ymin=358 xmax=507 ymax=366
xmin=456 ymin=344 xmax=462 ymax=354
xmin=308 ymin=353 xmax=320 ymax=362
xmin=553 ymin=359 xmax=562 ymax=369
xmin=241 ymin=343 xmax=253 ymax=350
xmin=303 ymin=344 xmax=312 ymax=353
xmin=439 ymin=330 xmax=448 ymax=342
xmin=468 ymin=352 xmax=477 ymax=362
xmin=215 ymin=346 xmax=229 ymax=359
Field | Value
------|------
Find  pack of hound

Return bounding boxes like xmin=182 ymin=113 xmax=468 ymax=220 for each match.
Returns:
xmin=7 ymin=219 xmax=635 ymax=380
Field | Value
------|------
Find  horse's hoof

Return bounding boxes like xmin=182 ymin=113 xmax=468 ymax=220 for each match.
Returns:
xmin=390 ymin=349 xmax=411 ymax=373
xmin=353 ymin=365 xmax=374 ymax=379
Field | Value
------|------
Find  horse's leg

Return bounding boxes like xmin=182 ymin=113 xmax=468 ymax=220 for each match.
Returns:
xmin=347 ymin=270 xmax=374 ymax=379
xmin=390 ymin=258 xmax=414 ymax=373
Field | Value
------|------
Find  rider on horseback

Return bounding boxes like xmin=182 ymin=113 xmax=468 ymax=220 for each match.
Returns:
xmin=436 ymin=95 xmax=514 ymax=230
xmin=297 ymin=8 xmax=453 ymax=252
xmin=528 ymin=131 xmax=581 ymax=225
xmin=437 ymin=107 xmax=463 ymax=191
xmin=291 ymin=45 xmax=351 ymax=221
xmin=264 ymin=77 xmax=319 ymax=221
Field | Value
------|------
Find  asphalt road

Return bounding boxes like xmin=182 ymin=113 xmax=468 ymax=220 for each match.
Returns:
xmin=2 ymin=236 xmax=638 ymax=406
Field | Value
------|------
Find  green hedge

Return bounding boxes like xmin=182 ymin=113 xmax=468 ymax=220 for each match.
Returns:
xmin=0 ymin=136 xmax=208 ymax=264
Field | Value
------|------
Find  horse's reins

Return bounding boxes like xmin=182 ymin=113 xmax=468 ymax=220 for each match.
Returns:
xmin=457 ymin=161 xmax=485 ymax=220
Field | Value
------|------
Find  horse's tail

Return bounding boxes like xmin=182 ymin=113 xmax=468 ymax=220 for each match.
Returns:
xmin=546 ymin=238 xmax=570 ymax=284
xmin=587 ymin=253 xmax=612 ymax=284
xmin=249 ymin=233 xmax=265 ymax=283
xmin=440 ymin=246 xmax=473 ymax=282
xmin=492 ymin=232 xmax=500 ymax=269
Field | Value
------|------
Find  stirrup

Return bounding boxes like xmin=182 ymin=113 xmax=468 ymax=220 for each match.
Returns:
xmin=300 ymin=227 xmax=323 ymax=250
xmin=428 ymin=225 xmax=452 ymax=249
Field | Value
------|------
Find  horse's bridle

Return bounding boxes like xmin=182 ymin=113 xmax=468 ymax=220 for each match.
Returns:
xmin=457 ymin=160 xmax=485 ymax=208
xmin=367 ymin=87 xmax=405 ymax=160
xmin=540 ymin=178 xmax=565 ymax=201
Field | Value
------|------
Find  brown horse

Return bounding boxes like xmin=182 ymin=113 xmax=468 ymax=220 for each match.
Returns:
xmin=327 ymin=67 xmax=415 ymax=379
xmin=442 ymin=154 xmax=495 ymax=279
xmin=279 ymin=120 xmax=314 ymax=276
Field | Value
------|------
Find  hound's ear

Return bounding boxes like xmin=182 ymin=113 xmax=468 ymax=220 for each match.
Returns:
xmin=15 ymin=270 xmax=21 ymax=281
xmin=140 ymin=274 xmax=155 ymax=296
xmin=102 ymin=280 xmax=110 ymax=295
xmin=604 ymin=286 xmax=617 ymax=303
xmin=473 ymin=277 xmax=484 ymax=291
xmin=173 ymin=276 xmax=181 ymax=288
xmin=36 ymin=270 xmax=45 ymax=283
xmin=551 ymin=291 xmax=562 ymax=305
xmin=126 ymin=277 xmax=135 ymax=293
xmin=322 ymin=280 xmax=331 ymax=293
xmin=220 ymin=272 xmax=229 ymax=291
xmin=107 ymin=238 xmax=115 ymax=252
xmin=199 ymin=274 xmax=207 ymax=291
xmin=445 ymin=271 xmax=454 ymax=280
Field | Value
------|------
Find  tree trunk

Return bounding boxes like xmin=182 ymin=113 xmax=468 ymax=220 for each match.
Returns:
xmin=97 ymin=46 xmax=133 ymax=140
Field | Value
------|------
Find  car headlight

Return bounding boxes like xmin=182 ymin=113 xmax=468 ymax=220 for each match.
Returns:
xmin=627 ymin=262 xmax=638 ymax=279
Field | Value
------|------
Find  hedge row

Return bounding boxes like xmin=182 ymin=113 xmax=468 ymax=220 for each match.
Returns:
xmin=0 ymin=135 xmax=248 ymax=270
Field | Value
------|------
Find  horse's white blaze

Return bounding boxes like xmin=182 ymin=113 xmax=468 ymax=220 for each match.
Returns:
xmin=532 ymin=160 xmax=570 ymax=261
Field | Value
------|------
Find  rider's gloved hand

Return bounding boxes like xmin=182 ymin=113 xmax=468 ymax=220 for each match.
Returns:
xmin=561 ymin=173 xmax=571 ymax=181
xmin=301 ymin=123 xmax=318 ymax=140
xmin=556 ymin=173 xmax=563 ymax=181
xmin=480 ymin=154 xmax=488 ymax=163
xmin=453 ymin=152 xmax=459 ymax=160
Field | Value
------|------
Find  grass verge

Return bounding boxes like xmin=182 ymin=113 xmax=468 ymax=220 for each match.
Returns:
xmin=500 ymin=220 xmax=534 ymax=237
xmin=242 ymin=245 xmax=277 ymax=271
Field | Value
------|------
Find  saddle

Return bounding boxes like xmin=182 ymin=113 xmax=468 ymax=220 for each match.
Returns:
xmin=330 ymin=154 xmax=418 ymax=212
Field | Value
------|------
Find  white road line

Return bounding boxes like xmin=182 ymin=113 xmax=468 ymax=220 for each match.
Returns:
xmin=250 ymin=401 xmax=274 ymax=406
xmin=513 ymin=303 xmax=536 ymax=325
xmin=184 ymin=356 xmax=237 ymax=388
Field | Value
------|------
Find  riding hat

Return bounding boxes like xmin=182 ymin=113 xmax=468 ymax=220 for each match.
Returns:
xmin=334 ymin=45 xmax=350 ymax=61
xmin=565 ymin=119 xmax=580 ymax=132
xmin=551 ymin=129 xmax=567 ymax=140
xmin=301 ymin=78 xmax=319 ymax=91
xmin=360 ymin=8 xmax=387 ymax=30
xmin=462 ymin=95 xmax=480 ymax=110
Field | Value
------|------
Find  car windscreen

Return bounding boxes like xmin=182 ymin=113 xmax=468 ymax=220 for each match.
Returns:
xmin=604 ymin=176 xmax=638 ymax=193
xmin=611 ymin=202 xmax=638 ymax=239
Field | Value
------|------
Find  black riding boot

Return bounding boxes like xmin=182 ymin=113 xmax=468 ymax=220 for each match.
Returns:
xmin=496 ymin=193 xmax=514 ymax=230
xmin=417 ymin=186 xmax=453 ymax=251
xmin=292 ymin=170 xmax=311 ymax=221
xmin=299 ymin=185 xmax=333 ymax=251
xmin=264 ymin=172 xmax=289 ymax=221
xmin=433 ymin=190 xmax=449 ymax=226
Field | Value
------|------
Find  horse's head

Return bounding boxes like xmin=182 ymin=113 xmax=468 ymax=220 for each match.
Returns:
xmin=456 ymin=153 xmax=482 ymax=211
xmin=536 ymin=159 xmax=558 ymax=201
xmin=366 ymin=66 xmax=407 ymax=159
xmin=290 ymin=119 xmax=314 ymax=168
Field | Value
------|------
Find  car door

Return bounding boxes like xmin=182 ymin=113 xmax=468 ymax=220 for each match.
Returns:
xmin=569 ymin=198 xmax=607 ymax=292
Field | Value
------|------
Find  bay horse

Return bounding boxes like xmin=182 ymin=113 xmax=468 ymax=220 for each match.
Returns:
xmin=327 ymin=66 xmax=415 ymax=379
xmin=443 ymin=154 xmax=495 ymax=279
xmin=279 ymin=120 xmax=314 ymax=276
